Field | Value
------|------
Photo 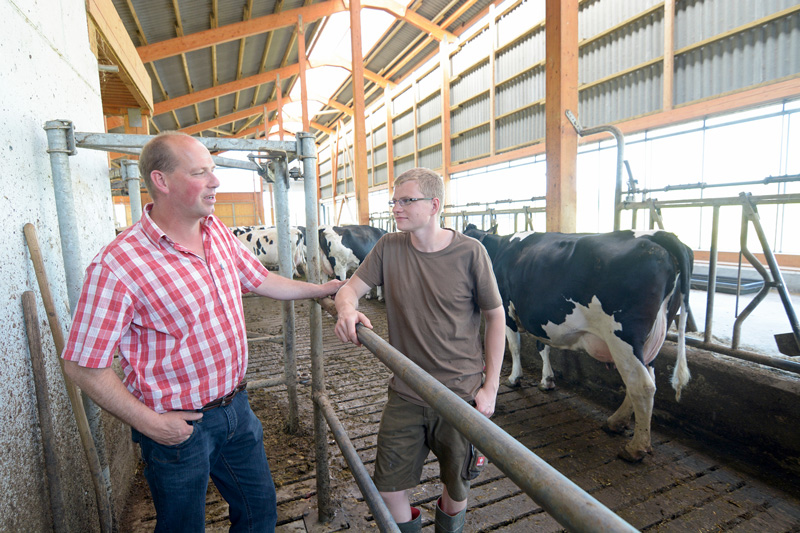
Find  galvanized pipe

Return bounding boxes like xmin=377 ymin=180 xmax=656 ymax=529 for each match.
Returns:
xmin=704 ymin=206 xmax=720 ymax=344
xmin=299 ymin=131 xmax=333 ymax=523
xmin=564 ymin=110 xmax=626 ymax=231
xmin=43 ymin=120 xmax=114 ymax=532
xmin=739 ymin=193 xmax=800 ymax=352
xmin=246 ymin=376 xmax=286 ymax=390
xmin=272 ymin=158 xmax=299 ymax=433
xmin=668 ymin=334 xmax=800 ymax=374
xmin=120 ymin=159 xmax=143 ymax=223
xmin=44 ymin=120 xmax=84 ymax=310
xmin=315 ymin=393 xmax=400 ymax=533
xmin=74 ymin=131 xmax=298 ymax=155
xmin=318 ymin=299 xmax=637 ymax=533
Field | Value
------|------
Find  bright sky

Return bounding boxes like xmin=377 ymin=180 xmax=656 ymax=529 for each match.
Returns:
xmin=216 ymin=7 xmax=402 ymax=193
xmin=275 ymin=7 xmax=400 ymax=138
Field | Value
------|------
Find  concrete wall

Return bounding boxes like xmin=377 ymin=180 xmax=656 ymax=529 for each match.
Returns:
xmin=1 ymin=0 xmax=137 ymax=530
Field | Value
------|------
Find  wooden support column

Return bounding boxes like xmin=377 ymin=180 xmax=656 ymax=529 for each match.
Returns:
xmin=385 ymin=91 xmax=395 ymax=193
xmin=663 ymin=0 xmax=675 ymax=111
xmin=545 ymin=0 xmax=578 ymax=233
xmin=349 ymin=0 xmax=370 ymax=224
xmin=332 ymin=122 xmax=340 ymax=221
xmin=489 ymin=4 xmax=497 ymax=156
xmin=440 ymin=40 xmax=453 ymax=214
xmin=276 ymin=74 xmax=285 ymax=138
xmin=297 ymin=16 xmax=310 ymax=132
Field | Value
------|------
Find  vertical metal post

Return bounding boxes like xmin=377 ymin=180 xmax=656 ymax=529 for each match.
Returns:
xmin=739 ymin=194 xmax=800 ymax=352
xmin=704 ymin=206 xmax=720 ymax=344
xmin=43 ymin=120 xmax=114 ymax=530
xmin=564 ymin=111 xmax=625 ymax=231
xmin=299 ymin=131 xmax=331 ymax=522
xmin=43 ymin=121 xmax=83 ymax=309
xmin=120 ymin=159 xmax=143 ymax=224
xmin=273 ymin=158 xmax=299 ymax=432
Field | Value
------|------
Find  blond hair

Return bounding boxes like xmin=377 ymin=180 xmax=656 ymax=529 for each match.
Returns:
xmin=394 ymin=168 xmax=445 ymax=214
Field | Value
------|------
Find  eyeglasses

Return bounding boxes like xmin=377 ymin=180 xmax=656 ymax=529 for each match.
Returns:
xmin=388 ymin=197 xmax=434 ymax=207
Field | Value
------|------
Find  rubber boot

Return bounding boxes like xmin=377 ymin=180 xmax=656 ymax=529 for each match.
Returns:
xmin=435 ymin=499 xmax=466 ymax=533
xmin=397 ymin=507 xmax=421 ymax=533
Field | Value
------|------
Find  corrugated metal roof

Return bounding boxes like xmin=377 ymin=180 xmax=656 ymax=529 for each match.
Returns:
xmin=104 ymin=0 xmax=496 ymax=145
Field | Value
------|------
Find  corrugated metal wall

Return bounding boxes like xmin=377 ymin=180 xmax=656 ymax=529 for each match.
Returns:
xmin=316 ymin=0 xmax=800 ymax=201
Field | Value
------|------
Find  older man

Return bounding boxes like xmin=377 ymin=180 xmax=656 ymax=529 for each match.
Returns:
xmin=62 ymin=131 xmax=342 ymax=531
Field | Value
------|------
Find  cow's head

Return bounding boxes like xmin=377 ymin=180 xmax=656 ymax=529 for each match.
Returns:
xmin=463 ymin=224 xmax=503 ymax=261
xmin=463 ymin=223 xmax=498 ymax=242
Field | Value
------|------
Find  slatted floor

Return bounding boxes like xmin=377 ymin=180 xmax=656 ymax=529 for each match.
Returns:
xmin=120 ymin=295 xmax=800 ymax=532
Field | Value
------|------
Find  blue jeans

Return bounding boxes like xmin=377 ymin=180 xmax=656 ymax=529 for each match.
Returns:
xmin=132 ymin=391 xmax=277 ymax=532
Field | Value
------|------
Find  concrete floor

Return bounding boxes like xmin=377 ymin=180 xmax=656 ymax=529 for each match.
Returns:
xmin=689 ymin=287 xmax=800 ymax=357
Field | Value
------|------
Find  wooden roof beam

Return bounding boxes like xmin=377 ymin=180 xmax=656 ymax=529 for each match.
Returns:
xmin=362 ymin=0 xmax=455 ymax=43
xmin=154 ymin=63 xmax=301 ymax=115
xmin=137 ymin=0 xmax=346 ymax=63
xmin=308 ymin=57 xmax=392 ymax=88
xmin=180 ymin=98 xmax=290 ymax=135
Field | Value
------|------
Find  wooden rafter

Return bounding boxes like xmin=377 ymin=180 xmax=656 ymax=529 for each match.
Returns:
xmin=210 ymin=0 xmax=220 ymax=120
xmin=180 ymin=98 xmax=290 ymax=136
xmin=170 ymin=0 xmax=201 ymax=126
xmin=137 ymin=1 xmax=345 ymax=63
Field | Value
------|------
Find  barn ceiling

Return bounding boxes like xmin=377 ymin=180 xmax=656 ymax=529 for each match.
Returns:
xmin=103 ymin=0 xmax=497 ymax=144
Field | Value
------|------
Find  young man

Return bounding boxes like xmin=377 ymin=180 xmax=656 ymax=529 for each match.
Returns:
xmin=62 ymin=131 xmax=343 ymax=532
xmin=334 ymin=167 xmax=506 ymax=533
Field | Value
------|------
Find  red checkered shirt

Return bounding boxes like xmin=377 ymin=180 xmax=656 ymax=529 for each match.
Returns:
xmin=62 ymin=204 xmax=269 ymax=413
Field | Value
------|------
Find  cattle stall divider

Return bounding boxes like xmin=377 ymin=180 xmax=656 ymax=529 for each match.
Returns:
xmin=622 ymin=186 xmax=800 ymax=369
xmin=42 ymin=122 xmax=306 ymax=527
xmin=564 ymin=112 xmax=800 ymax=368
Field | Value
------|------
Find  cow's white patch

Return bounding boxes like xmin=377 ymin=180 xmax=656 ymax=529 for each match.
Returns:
xmin=510 ymin=231 xmax=535 ymax=242
xmin=236 ymin=226 xmax=306 ymax=277
xmin=540 ymin=295 xmax=620 ymax=363
xmin=320 ymin=227 xmax=361 ymax=280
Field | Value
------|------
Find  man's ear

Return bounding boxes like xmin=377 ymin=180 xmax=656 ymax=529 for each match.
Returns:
xmin=150 ymin=170 xmax=169 ymax=194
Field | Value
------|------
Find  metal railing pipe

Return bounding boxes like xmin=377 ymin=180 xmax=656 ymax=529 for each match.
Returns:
xmin=565 ymin=111 xmax=626 ymax=231
xmin=120 ymin=159 xmax=142 ymax=223
xmin=704 ymin=206 xmax=720 ymax=344
xmin=318 ymin=299 xmax=637 ymax=533
xmin=315 ymin=393 xmax=400 ymax=533
xmin=43 ymin=120 xmax=114 ymax=532
xmin=300 ymin=131 xmax=333 ymax=523
xmin=272 ymin=158 xmax=299 ymax=432
xmin=668 ymin=334 xmax=800 ymax=373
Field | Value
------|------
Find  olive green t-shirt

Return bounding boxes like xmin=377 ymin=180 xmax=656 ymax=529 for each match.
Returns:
xmin=354 ymin=229 xmax=502 ymax=406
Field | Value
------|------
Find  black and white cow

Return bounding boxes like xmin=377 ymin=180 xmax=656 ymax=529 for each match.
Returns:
xmin=463 ymin=224 xmax=693 ymax=462
xmin=233 ymin=225 xmax=307 ymax=277
xmin=318 ymin=225 xmax=387 ymax=300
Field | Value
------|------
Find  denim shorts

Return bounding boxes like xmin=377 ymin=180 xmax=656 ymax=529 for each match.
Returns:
xmin=373 ymin=389 xmax=472 ymax=502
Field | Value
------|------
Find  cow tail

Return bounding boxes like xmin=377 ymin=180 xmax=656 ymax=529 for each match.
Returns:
xmin=649 ymin=232 xmax=694 ymax=401
xmin=672 ymin=301 xmax=690 ymax=401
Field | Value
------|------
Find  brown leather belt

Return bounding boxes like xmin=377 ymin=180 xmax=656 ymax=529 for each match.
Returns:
xmin=200 ymin=380 xmax=248 ymax=412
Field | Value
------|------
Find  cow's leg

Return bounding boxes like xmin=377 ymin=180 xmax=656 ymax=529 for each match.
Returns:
xmin=538 ymin=344 xmax=555 ymax=391
xmin=506 ymin=326 xmax=523 ymax=387
xmin=608 ymin=342 xmax=656 ymax=462
xmin=376 ymin=285 xmax=384 ymax=302
xmin=603 ymin=394 xmax=633 ymax=435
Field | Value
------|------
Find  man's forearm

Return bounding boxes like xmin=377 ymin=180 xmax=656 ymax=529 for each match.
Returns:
xmin=64 ymin=361 xmax=158 ymax=432
xmin=482 ymin=308 xmax=507 ymax=391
